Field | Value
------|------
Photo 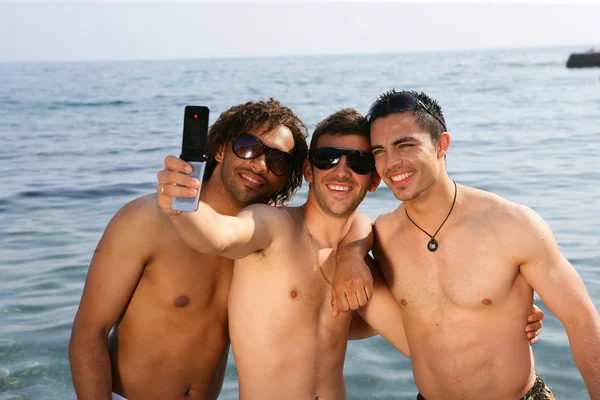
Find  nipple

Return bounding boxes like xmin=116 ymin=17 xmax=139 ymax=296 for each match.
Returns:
xmin=174 ymin=295 xmax=190 ymax=308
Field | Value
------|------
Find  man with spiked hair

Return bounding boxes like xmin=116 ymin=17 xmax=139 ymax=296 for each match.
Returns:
xmin=334 ymin=89 xmax=600 ymax=399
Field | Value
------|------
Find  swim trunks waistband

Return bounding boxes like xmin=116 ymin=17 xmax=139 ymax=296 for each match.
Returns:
xmin=521 ymin=373 xmax=555 ymax=400
xmin=416 ymin=372 xmax=555 ymax=400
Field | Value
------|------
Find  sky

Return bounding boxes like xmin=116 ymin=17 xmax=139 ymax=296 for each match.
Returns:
xmin=1 ymin=1 xmax=599 ymax=63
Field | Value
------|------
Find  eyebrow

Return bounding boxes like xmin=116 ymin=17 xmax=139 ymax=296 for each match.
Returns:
xmin=371 ymin=136 xmax=418 ymax=151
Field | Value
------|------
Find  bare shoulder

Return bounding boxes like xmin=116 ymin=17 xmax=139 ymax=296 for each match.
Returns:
xmin=86 ymin=194 xmax=172 ymax=284
xmin=463 ymin=185 xmax=546 ymax=230
xmin=373 ymin=207 xmax=402 ymax=236
xmin=237 ymin=203 xmax=297 ymax=240
xmin=235 ymin=203 xmax=293 ymax=226
xmin=354 ymin=210 xmax=373 ymax=224
xmin=100 ymin=193 xmax=168 ymax=248
xmin=463 ymin=186 xmax=555 ymax=258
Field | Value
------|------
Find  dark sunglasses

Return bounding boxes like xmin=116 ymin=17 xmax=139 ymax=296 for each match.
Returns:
xmin=366 ymin=92 xmax=447 ymax=132
xmin=232 ymin=133 xmax=293 ymax=176
xmin=309 ymin=147 xmax=375 ymax=175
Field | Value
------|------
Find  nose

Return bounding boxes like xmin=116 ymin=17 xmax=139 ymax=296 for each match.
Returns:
xmin=331 ymin=155 xmax=352 ymax=178
xmin=248 ymin=154 xmax=269 ymax=174
xmin=382 ymin=151 xmax=402 ymax=173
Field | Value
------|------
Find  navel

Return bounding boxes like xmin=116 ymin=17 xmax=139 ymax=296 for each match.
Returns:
xmin=174 ymin=295 xmax=190 ymax=308
xmin=290 ymin=290 xmax=298 ymax=299
xmin=400 ymin=298 xmax=408 ymax=306
xmin=482 ymin=298 xmax=492 ymax=305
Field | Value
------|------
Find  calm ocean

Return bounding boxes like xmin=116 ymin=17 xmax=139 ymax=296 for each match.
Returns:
xmin=1 ymin=46 xmax=599 ymax=399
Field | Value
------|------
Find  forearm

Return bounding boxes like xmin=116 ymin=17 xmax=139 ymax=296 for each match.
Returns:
xmin=337 ymin=212 xmax=373 ymax=263
xmin=331 ymin=213 xmax=375 ymax=313
xmin=348 ymin=312 xmax=378 ymax=340
xmin=565 ymin=314 xmax=600 ymax=399
xmin=68 ymin=332 xmax=113 ymax=400
xmin=358 ymin=295 xmax=410 ymax=357
xmin=169 ymin=201 xmax=230 ymax=254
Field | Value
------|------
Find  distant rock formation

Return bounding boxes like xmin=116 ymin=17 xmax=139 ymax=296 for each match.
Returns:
xmin=566 ymin=49 xmax=600 ymax=68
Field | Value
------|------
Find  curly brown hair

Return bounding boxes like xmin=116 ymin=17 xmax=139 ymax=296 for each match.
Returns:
xmin=204 ymin=98 xmax=308 ymax=205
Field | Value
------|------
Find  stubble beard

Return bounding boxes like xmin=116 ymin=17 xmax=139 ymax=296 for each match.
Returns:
xmin=390 ymin=173 xmax=436 ymax=203
xmin=311 ymin=181 xmax=367 ymax=219
xmin=221 ymin=165 xmax=274 ymax=207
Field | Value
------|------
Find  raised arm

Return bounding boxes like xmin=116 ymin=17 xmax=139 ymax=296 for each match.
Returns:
xmin=517 ymin=205 xmax=600 ymax=398
xmin=156 ymin=155 xmax=276 ymax=260
xmin=333 ymin=211 xmax=375 ymax=315
xmin=69 ymin=197 xmax=158 ymax=400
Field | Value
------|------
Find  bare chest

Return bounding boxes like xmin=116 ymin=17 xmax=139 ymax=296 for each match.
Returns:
xmin=375 ymin=223 xmax=519 ymax=313
xmin=231 ymin=238 xmax=348 ymax=330
xmin=137 ymin=230 xmax=233 ymax=312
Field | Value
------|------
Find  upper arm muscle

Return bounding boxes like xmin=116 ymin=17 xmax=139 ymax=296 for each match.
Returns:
xmin=72 ymin=197 xmax=158 ymax=335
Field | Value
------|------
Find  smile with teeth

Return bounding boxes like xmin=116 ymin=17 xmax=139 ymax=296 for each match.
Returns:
xmin=390 ymin=171 xmax=415 ymax=182
xmin=240 ymin=172 xmax=263 ymax=185
xmin=327 ymin=184 xmax=351 ymax=192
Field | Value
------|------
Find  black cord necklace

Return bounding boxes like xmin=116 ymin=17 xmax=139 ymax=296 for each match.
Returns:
xmin=405 ymin=181 xmax=457 ymax=252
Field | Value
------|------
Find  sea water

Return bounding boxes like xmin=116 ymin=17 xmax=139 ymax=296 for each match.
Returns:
xmin=1 ymin=45 xmax=599 ymax=399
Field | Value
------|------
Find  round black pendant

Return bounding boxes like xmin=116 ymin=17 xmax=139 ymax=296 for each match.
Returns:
xmin=427 ymin=238 xmax=439 ymax=252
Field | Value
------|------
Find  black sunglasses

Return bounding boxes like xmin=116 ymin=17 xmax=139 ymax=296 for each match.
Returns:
xmin=309 ymin=147 xmax=375 ymax=175
xmin=232 ymin=133 xmax=293 ymax=176
xmin=366 ymin=92 xmax=447 ymax=132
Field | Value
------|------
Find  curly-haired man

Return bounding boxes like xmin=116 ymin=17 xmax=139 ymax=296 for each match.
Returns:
xmin=69 ymin=98 xmax=308 ymax=400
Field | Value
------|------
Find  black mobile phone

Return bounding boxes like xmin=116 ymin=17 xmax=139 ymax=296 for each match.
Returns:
xmin=172 ymin=106 xmax=210 ymax=212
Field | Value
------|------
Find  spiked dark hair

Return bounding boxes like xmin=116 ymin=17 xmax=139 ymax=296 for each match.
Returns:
xmin=368 ymin=89 xmax=447 ymax=143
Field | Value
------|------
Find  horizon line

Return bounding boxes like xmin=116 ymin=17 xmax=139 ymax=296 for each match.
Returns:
xmin=1 ymin=42 xmax=597 ymax=65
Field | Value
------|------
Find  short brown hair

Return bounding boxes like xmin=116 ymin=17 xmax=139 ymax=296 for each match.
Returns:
xmin=310 ymin=108 xmax=369 ymax=150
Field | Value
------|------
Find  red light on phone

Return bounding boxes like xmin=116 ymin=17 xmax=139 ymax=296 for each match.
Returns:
xmin=193 ymin=114 xmax=199 ymax=119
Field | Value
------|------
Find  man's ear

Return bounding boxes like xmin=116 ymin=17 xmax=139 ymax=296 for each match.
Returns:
xmin=215 ymin=143 xmax=227 ymax=163
xmin=303 ymin=159 xmax=313 ymax=183
xmin=368 ymin=171 xmax=381 ymax=192
xmin=437 ymin=132 xmax=451 ymax=160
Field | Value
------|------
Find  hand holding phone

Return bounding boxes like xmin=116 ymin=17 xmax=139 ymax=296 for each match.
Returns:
xmin=171 ymin=106 xmax=209 ymax=212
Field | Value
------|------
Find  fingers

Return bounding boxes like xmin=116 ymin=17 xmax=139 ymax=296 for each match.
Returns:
xmin=331 ymin=291 xmax=340 ymax=317
xmin=165 ymin=154 xmax=193 ymax=173
xmin=345 ymin=292 xmax=359 ymax=311
xmin=156 ymin=156 xmax=200 ymax=200
xmin=530 ymin=337 xmax=538 ymax=345
xmin=156 ymin=172 xmax=197 ymax=205
xmin=157 ymin=181 xmax=197 ymax=199
xmin=354 ymin=285 xmax=369 ymax=308
xmin=333 ymin=282 xmax=349 ymax=313
xmin=159 ymin=155 xmax=200 ymax=192
xmin=156 ymin=183 xmax=183 ymax=216
xmin=156 ymin=155 xmax=199 ymax=216
xmin=526 ymin=321 xmax=543 ymax=333
xmin=528 ymin=304 xmax=545 ymax=322
xmin=526 ymin=306 xmax=543 ymax=345
xmin=157 ymin=169 xmax=200 ymax=191
xmin=333 ymin=279 xmax=373 ymax=313
xmin=364 ymin=280 xmax=374 ymax=301
xmin=527 ymin=325 xmax=541 ymax=345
